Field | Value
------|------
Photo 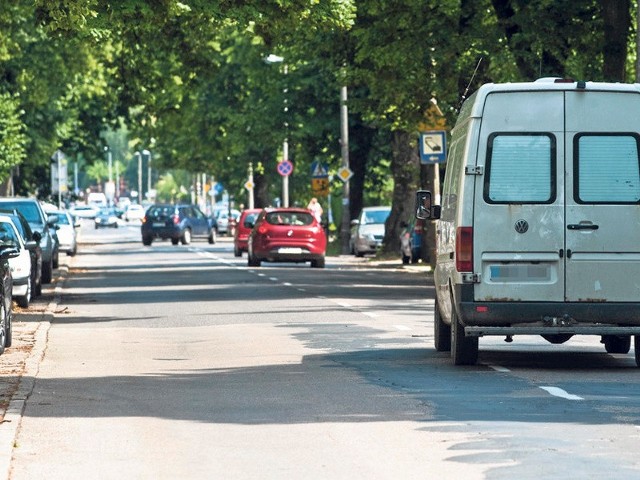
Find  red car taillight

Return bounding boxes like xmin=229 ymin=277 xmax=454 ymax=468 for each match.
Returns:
xmin=172 ymin=214 xmax=180 ymax=225
xmin=258 ymin=225 xmax=268 ymax=235
xmin=456 ymin=226 xmax=473 ymax=272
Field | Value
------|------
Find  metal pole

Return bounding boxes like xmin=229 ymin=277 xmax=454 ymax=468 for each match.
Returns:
xmin=136 ymin=151 xmax=142 ymax=204
xmin=248 ymin=162 xmax=254 ymax=209
xmin=57 ymin=150 xmax=62 ymax=209
xmin=283 ymin=64 xmax=289 ymax=207
xmin=340 ymin=84 xmax=350 ymax=254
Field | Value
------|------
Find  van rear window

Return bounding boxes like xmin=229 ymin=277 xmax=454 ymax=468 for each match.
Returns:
xmin=574 ymin=134 xmax=640 ymax=203
xmin=484 ymin=133 xmax=556 ymax=204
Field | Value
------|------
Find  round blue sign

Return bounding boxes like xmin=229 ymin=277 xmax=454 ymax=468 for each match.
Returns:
xmin=277 ymin=160 xmax=293 ymax=176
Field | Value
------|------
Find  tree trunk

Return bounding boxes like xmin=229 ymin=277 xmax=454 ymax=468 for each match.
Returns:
xmin=600 ymin=0 xmax=630 ymax=82
xmin=381 ymin=130 xmax=419 ymax=255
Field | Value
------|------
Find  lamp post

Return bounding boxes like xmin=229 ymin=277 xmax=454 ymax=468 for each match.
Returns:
xmin=265 ymin=54 xmax=289 ymax=207
xmin=134 ymin=151 xmax=142 ymax=204
xmin=143 ymin=149 xmax=152 ymax=199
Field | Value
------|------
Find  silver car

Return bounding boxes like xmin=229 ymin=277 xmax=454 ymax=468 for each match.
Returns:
xmin=350 ymin=206 xmax=391 ymax=257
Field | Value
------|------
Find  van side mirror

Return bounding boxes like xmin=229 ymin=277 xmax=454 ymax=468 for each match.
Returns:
xmin=415 ymin=190 xmax=441 ymax=220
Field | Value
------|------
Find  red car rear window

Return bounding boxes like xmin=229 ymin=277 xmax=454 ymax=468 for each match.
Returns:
xmin=265 ymin=212 xmax=314 ymax=226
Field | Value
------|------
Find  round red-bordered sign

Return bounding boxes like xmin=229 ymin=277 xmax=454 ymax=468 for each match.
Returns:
xmin=277 ymin=160 xmax=294 ymax=176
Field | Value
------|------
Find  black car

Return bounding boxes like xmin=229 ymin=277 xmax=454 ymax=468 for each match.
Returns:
xmin=3 ymin=212 xmax=43 ymax=297
xmin=141 ymin=204 xmax=216 ymax=246
xmin=0 ymin=244 xmax=19 ymax=355
xmin=0 ymin=198 xmax=59 ymax=284
xmin=94 ymin=207 xmax=120 ymax=229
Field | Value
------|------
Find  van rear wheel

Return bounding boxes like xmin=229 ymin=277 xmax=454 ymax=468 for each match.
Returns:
xmin=451 ymin=307 xmax=478 ymax=365
xmin=603 ymin=335 xmax=631 ymax=354
xmin=433 ymin=298 xmax=451 ymax=352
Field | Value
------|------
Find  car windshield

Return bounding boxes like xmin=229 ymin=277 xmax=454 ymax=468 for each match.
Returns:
xmin=55 ymin=213 xmax=70 ymax=225
xmin=265 ymin=212 xmax=314 ymax=226
xmin=243 ymin=213 xmax=260 ymax=227
xmin=362 ymin=209 xmax=390 ymax=225
xmin=0 ymin=222 xmax=19 ymax=247
xmin=0 ymin=201 xmax=42 ymax=225
xmin=148 ymin=206 xmax=174 ymax=217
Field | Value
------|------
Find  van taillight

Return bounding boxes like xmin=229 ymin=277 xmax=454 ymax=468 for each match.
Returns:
xmin=172 ymin=214 xmax=180 ymax=225
xmin=456 ymin=227 xmax=473 ymax=272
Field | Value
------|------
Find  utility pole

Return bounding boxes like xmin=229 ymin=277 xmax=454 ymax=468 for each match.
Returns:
xmin=340 ymin=84 xmax=350 ymax=254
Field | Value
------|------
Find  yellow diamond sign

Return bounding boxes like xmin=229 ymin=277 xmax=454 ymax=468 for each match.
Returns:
xmin=337 ymin=166 xmax=353 ymax=182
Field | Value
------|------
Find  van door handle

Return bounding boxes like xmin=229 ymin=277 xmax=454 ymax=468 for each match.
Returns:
xmin=567 ymin=224 xmax=599 ymax=230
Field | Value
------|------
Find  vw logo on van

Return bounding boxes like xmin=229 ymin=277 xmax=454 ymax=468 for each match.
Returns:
xmin=514 ymin=219 xmax=529 ymax=234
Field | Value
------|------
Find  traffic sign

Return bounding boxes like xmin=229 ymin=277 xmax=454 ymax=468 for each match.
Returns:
xmin=244 ymin=180 xmax=254 ymax=191
xmin=337 ymin=166 xmax=353 ymax=182
xmin=311 ymin=177 xmax=329 ymax=196
xmin=311 ymin=161 xmax=329 ymax=178
xmin=277 ymin=160 xmax=294 ymax=176
xmin=419 ymin=131 xmax=447 ymax=164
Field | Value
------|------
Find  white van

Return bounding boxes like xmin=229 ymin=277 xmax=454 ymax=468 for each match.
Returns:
xmin=417 ymin=78 xmax=640 ymax=366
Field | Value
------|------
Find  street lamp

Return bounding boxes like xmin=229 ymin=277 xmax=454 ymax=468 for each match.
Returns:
xmin=134 ymin=151 xmax=142 ymax=204
xmin=264 ymin=53 xmax=289 ymax=207
xmin=143 ymin=149 xmax=152 ymax=199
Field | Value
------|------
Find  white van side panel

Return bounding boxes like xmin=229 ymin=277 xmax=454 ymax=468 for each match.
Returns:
xmin=473 ymin=91 xmax=565 ymax=302
xmin=564 ymin=90 xmax=640 ymax=302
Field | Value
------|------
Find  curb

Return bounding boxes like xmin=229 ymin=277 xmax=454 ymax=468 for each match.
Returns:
xmin=0 ymin=266 xmax=66 ymax=479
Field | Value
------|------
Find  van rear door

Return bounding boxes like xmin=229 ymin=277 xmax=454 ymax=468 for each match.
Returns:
xmin=473 ymin=91 xmax=565 ymax=302
xmin=564 ymin=91 xmax=640 ymax=302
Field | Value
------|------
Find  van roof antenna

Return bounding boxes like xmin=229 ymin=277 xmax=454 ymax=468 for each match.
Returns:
xmin=459 ymin=57 xmax=483 ymax=110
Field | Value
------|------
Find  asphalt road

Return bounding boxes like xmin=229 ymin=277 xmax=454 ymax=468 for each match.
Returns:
xmin=3 ymin=218 xmax=640 ymax=479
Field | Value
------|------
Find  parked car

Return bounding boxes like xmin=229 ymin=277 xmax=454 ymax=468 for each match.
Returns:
xmin=69 ymin=204 xmax=100 ymax=219
xmin=400 ymin=218 xmax=424 ymax=264
xmin=0 ymin=242 xmax=18 ymax=355
xmin=350 ymin=206 xmax=391 ymax=257
xmin=247 ymin=208 xmax=326 ymax=268
xmin=1 ymin=212 xmax=42 ymax=298
xmin=141 ymin=204 xmax=216 ymax=246
xmin=124 ymin=204 xmax=145 ymax=222
xmin=0 ymin=198 xmax=59 ymax=284
xmin=94 ymin=207 xmax=120 ymax=229
xmin=0 ymin=215 xmax=34 ymax=308
xmin=233 ymin=208 xmax=262 ymax=257
xmin=213 ymin=207 xmax=241 ymax=236
xmin=48 ymin=210 xmax=78 ymax=256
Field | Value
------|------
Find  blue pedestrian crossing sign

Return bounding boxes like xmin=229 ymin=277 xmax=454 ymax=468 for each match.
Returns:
xmin=310 ymin=161 xmax=329 ymax=178
xmin=419 ymin=131 xmax=447 ymax=164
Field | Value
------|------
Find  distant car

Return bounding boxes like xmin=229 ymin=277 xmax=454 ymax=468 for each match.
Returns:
xmin=0 ymin=198 xmax=59 ymax=284
xmin=49 ymin=210 xmax=78 ymax=256
xmin=233 ymin=208 xmax=262 ymax=257
xmin=214 ymin=208 xmax=241 ymax=236
xmin=0 ymin=215 xmax=34 ymax=308
xmin=2 ymin=212 xmax=42 ymax=298
xmin=350 ymin=206 xmax=391 ymax=257
xmin=94 ymin=207 xmax=120 ymax=229
xmin=141 ymin=204 xmax=216 ymax=246
xmin=247 ymin=207 xmax=326 ymax=268
xmin=400 ymin=218 xmax=423 ymax=264
xmin=69 ymin=204 xmax=100 ymax=219
xmin=124 ymin=204 xmax=145 ymax=222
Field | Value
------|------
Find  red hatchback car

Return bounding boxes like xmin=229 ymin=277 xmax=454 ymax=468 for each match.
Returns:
xmin=248 ymin=208 xmax=326 ymax=268
xmin=233 ymin=208 xmax=262 ymax=257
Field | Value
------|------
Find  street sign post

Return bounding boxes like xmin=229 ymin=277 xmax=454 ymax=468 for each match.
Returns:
xmin=419 ymin=131 xmax=447 ymax=164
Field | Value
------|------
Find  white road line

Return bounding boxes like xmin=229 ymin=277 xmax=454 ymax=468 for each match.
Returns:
xmin=539 ymin=386 xmax=583 ymax=401
xmin=489 ymin=365 xmax=511 ymax=372
xmin=283 ymin=282 xmax=292 ymax=286
xmin=269 ymin=277 xmax=278 ymax=282
xmin=393 ymin=325 xmax=412 ymax=331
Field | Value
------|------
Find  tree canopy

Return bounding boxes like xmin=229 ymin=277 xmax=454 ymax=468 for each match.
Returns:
xmin=0 ymin=0 xmax=637 ymax=254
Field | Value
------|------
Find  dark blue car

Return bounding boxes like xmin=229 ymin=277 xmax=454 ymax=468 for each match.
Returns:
xmin=141 ymin=204 xmax=216 ymax=246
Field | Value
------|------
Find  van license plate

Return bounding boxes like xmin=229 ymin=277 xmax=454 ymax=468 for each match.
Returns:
xmin=152 ymin=222 xmax=165 ymax=227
